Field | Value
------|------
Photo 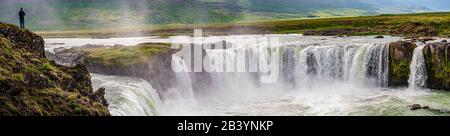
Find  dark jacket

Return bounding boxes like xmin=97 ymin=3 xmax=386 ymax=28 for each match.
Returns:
xmin=19 ymin=11 xmax=26 ymax=19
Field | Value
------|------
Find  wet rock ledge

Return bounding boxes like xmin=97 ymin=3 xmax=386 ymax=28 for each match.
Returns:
xmin=388 ymin=40 xmax=450 ymax=90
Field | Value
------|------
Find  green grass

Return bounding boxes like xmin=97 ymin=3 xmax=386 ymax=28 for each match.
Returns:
xmin=41 ymin=63 xmax=53 ymax=71
xmin=85 ymin=43 xmax=172 ymax=66
xmin=2 ymin=0 xmax=386 ymax=31
xmin=37 ymin=12 xmax=450 ymax=38
xmin=12 ymin=73 xmax=25 ymax=82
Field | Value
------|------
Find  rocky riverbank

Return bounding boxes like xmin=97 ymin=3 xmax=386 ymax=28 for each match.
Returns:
xmin=424 ymin=42 xmax=450 ymax=91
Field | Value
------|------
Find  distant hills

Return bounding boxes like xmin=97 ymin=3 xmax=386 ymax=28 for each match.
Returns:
xmin=0 ymin=0 xmax=449 ymax=30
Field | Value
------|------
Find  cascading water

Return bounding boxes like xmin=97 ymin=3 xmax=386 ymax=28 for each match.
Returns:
xmin=196 ymin=41 xmax=392 ymax=93
xmin=160 ymin=55 xmax=198 ymax=115
xmin=408 ymin=45 xmax=428 ymax=89
xmin=282 ymin=47 xmax=298 ymax=88
xmin=297 ymin=43 xmax=389 ymax=87
xmin=91 ymin=74 xmax=162 ymax=116
xmin=170 ymin=55 xmax=196 ymax=102
xmin=200 ymin=47 xmax=269 ymax=98
xmin=57 ymin=35 xmax=450 ymax=116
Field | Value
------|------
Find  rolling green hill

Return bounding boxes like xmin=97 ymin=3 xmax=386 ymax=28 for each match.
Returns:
xmin=36 ymin=12 xmax=450 ymax=38
xmin=0 ymin=0 xmax=449 ymax=31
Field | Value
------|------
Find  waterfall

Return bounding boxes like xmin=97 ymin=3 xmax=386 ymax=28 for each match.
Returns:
xmin=168 ymin=55 xmax=196 ymax=103
xmin=365 ymin=43 xmax=390 ymax=87
xmin=201 ymin=47 xmax=262 ymax=93
xmin=282 ymin=47 xmax=298 ymax=88
xmin=88 ymin=36 xmax=398 ymax=116
xmin=95 ymin=41 xmax=393 ymax=115
xmin=187 ymin=42 xmax=393 ymax=91
xmin=408 ymin=45 xmax=427 ymax=89
xmin=297 ymin=43 xmax=389 ymax=86
xmin=184 ymin=42 xmax=393 ymax=91
xmin=91 ymin=74 xmax=162 ymax=116
xmin=51 ymin=35 xmax=450 ymax=116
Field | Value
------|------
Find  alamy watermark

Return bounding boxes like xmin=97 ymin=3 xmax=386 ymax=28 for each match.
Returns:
xmin=170 ymin=29 xmax=282 ymax=83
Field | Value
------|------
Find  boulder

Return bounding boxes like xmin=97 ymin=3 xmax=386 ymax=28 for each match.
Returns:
xmin=409 ymin=104 xmax=422 ymax=110
xmin=375 ymin=35 xmax=384 ymax=39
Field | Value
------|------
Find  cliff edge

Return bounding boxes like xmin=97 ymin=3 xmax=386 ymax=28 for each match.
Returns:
xmin=0 ymin=23 xmax=110 ymax=116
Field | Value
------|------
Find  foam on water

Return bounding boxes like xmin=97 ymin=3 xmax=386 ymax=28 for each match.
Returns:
xmin=408 ymin=45 xmax=428 ymax=90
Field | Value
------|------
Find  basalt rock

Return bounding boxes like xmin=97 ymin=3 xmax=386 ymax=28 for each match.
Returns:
xmin=388 ymin=41 xmax=417 ymax=86
xmin=423 ymin=42 xmax=450 ymax=91
xmin=409 ymin=104 xmax=422 ymax=110
xmin=417 ymin=37 xmax=436 ymax=44
xmin=47 ymin=43 xmax=179 ymax=93
xmin=45 ymin=47 xmax=88 ymax=66
xmin=90 ymin=87 xmax=108 ymax=107
xmin=375 ymin=35 xmax=384 ymax=39
xmin=85 ymin=51 xmax=177 ymax=92
xmin=0 ymin=23 xmax=45 ymax=58
xmin=0 ymin=23 xmax=110 ymax=116
xmin=408 ymin=104 xmax=431 ymax=110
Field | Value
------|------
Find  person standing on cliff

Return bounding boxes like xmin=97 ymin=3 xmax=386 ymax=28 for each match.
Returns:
xmin=19 ymin=8 xmax=26 ymax=29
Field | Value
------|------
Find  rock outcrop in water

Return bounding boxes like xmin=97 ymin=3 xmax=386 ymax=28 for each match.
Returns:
xmin=423 ymin=42 xmax=450 ymax=91
xmin=388 ymin=41 xmax=417 ymax=86
xmin=46 ymin=43 xmax=177 ymax=92
xmin=0 ymin=23 xmax=110 ymax=116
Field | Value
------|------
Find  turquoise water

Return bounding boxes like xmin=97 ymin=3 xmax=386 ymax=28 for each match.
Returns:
xmin=350 ymin=90 xmax=450 ymax=116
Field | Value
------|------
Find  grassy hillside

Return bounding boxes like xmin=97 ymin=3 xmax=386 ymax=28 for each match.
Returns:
xmin=0 ymin=23 xmax=110 ymax=116
xmin=38 ymin=12 xmax=450 ymax=38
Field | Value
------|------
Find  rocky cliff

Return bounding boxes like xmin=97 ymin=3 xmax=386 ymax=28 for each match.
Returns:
xmin=46 ymin=43 xmax=177 ymax=92
xmin=388 ymin=41 xmax=417 ymax=86
xmin=0 ymin=23 xmax=110 ymax=116
xmin=388 ymin=40 xmax=450 ymax=90
xmin=423 ymin=42 xmax=450 ymax=90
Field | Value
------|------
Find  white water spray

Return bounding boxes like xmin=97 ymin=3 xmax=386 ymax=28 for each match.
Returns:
xmin=91 ymin=74 xmax=162 ymax=116
xmin=408 ymin=45 xmax=427 ymax=89
xmin=66 ymin=35 xmax=446 ymax=116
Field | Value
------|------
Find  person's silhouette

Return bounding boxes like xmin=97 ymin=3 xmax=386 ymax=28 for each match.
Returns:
xmin=19 ymin=8 xmax=26 ymax=29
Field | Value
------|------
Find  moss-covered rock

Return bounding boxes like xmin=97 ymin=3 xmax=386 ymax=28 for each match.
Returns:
xmin=0 ymin=23 xmax=110 ymax=116
xmin=0 ymin=23 xmax=45 ymax=57
xmin=423 ymin=42 xmax=450 ymax=91
xmin=388 ymin=41 xmax=417 ymax=86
